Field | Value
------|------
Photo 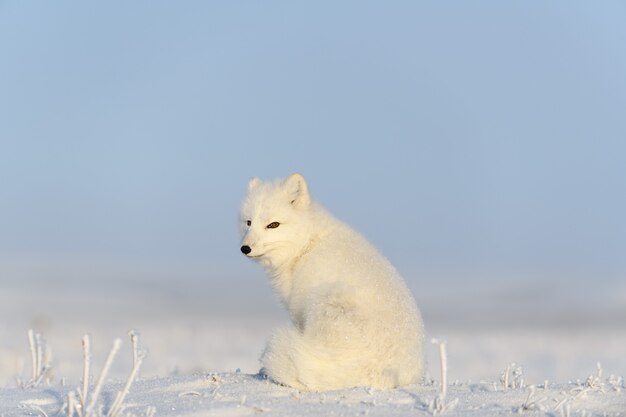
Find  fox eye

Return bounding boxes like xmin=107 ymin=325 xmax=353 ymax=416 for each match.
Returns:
xmin=266 ymin=222 xmax=280 ymax=229
xmin=246 ymin=220 xmax=251 ymax=226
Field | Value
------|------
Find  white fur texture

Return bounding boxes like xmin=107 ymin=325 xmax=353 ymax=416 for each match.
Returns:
xmin=240 ymin=173 xmax=425 ymax=391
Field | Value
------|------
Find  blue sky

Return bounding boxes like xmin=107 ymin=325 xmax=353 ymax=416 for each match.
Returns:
xmin=1 ymin=2 xmax=625 ymax=309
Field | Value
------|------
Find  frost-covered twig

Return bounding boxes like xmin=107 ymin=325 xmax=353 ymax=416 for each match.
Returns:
xmin=551 ymin=363 xmax=620 ymax=416
xmin=80 ymin=335 xmax=91 ymax=412
xmin=500 ymin=362 xmax=525 ymax=391
xmin=84 ymin=338 xmax=122 ymax=417
xmin=501 ymin=364 xmax=510 ymax=391
xmin=607 ymin=374 xmax=623 ymax=392
xmin=63 ymin=333 xmax=145 ymax=417
xmin=584 ymin=362 xmax=604 ymax=392
xmin=571 ymin=362 xmax=605 ymax=399
xmin=22 ymin=330 xmax=52 ymax=388
xmin=29 ymin=330 xmax=39 ymax=382
xmin=553 ymin=391 xmax=569 ymax=412
xmin=107 ymin=331 xmax=146 ymax=417
xmin=67 ymin=391 xmax=78 ymax=417
xmin=129 ymin=330 xmax=140 ymax=368
xmin=428 ymin=339 xmax=459 ymax=415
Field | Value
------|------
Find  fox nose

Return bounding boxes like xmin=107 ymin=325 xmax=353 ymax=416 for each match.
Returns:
xmin=240 ymin=245 xmax=252 ymax=255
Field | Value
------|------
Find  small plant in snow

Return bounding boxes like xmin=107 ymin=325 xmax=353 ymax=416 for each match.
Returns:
xmin=18 ymin=329 xmax=52 ymax=388
xmin=606 ymin=374 xmax=623 ymax=392
xmin=583 ymin=362 xmax=604 ymax=391
xmin=65 ymin=330 xmax=146 ymax=417
xmin=427 ymin=339 xmax=459 ymax=415
xmin=551 ymin=363 xmax=622 ymax=416
xmin=571 ymin=362 xmax=605 ymax=398
xmin=500 ymin=362 xmax=525 ymax=391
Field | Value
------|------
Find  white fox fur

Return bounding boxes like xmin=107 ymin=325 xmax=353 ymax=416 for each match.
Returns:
xmin=239 ymin=173 xmax=424 ymax=391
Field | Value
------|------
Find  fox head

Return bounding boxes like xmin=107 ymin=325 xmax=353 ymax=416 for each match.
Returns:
xmin=239 ymin=173 xmax=315 ymax=271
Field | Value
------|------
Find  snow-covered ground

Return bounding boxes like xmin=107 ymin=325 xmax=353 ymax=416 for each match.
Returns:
xmin=1 ymin=282 xmax=625 ymax=416
xmin=3 ymin=369 xmax=625 ymax=417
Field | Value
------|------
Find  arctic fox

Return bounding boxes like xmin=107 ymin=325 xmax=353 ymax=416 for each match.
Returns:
xmin=239 ymin=173 xmax=424 ymax=391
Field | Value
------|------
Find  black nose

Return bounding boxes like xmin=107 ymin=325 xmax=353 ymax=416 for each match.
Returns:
xmin=240 ymin=245 xmax=251 ymax=255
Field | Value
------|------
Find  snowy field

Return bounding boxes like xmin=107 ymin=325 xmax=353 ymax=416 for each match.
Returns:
xmin=3 ymin=1 xmax=626 ymax=415
xmin=1 ymin=281 xmax=625 ymax=416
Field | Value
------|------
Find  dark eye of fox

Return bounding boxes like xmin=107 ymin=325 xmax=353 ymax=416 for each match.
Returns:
xmin=266 ymin=222 xmax=280 ymax=229
xmin=246 ymin=220 xmax=251 ymax=226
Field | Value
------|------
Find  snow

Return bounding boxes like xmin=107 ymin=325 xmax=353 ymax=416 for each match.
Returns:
xmin=2 ymin=370 xmax=625 ymax=417
xmin=1 ymin=285 xmax=625 ymax=416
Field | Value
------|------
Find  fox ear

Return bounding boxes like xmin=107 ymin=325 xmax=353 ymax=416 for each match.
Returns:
xmin=284 ymin=173 xmax=310 ymax=209
xmin=247 ymin=177 xmax=262 ymax=192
